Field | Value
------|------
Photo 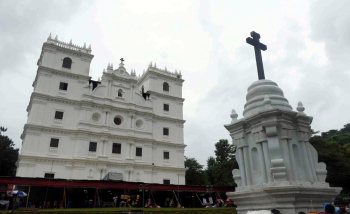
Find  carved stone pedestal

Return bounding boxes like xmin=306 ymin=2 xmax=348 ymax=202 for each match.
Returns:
xmin=228 ymin=182 xmax=341 ymax=214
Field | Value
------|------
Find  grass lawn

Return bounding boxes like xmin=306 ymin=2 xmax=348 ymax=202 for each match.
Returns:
xmin=0 ymin=207 xmax=237 ymax=214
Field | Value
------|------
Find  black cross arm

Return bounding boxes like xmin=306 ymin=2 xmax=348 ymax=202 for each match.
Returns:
xmin=260 ymin=43 xmax=267 ymax=51
xmin=246 ymin=37 xmax=256 ymax=46
xmin=246 ymin=38 xmax=267 ymax=51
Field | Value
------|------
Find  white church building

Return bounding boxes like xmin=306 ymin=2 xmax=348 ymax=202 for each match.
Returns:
xmin=16 ymin=35 xmax=186 ymax=185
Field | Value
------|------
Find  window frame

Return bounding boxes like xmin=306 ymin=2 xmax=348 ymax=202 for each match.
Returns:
xmin=163 ymin=82 xmax=169 ymax=92
xmin=50 ymin=138 xmax=59 ymax=148
xmin=163 ymin=127 xmax=169 ymax=136
xmin=62 ymin=57 xmax=72 ymax=69
xmin=117 ymin=89 xmax=123 ymax=98
xmin=44 ymin=173 xmax=55 ymax=179
xmin=89 ymin=142 xmax=97 ymax=152
xmin=59 ymin=82 xmax=68 ymax=91
xmin=136 ymin=147 xmax=142 ymax=157
xmin=54 ymin=111 xmax=64 ymax=120
xmin=163 ymin=179 xmax=170 ymax=185
xmin=163 ymin=151 xmax=170 ymax=160
xmin=163 ymin=103 xmax=169 ymax=111
xmin=112 ymin=143 xmax=121 ymax=154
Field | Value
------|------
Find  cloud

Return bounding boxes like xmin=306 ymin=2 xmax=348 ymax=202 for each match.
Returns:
xmin=0 ymin=0 xmax=87 ymax=148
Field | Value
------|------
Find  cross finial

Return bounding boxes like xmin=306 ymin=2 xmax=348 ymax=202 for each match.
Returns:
xmin=120 ymin=58 xmax=124 ymax=63
xmin=246 ymin=31 xmax=267 ymax=80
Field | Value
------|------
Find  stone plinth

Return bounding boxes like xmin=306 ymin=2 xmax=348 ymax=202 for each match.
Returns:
xmin=225 ymin=80 xmax=341 ymax=214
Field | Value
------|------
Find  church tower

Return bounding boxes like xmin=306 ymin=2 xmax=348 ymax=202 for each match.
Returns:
xmin=16 ymin=35 xmax=186 ymax=185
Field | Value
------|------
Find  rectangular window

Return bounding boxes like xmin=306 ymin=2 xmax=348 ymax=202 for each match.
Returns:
xmin=112 ymin=143 xmax=121 ymax=154
xmin=54 ymin=111 xmax=64 ymax=120
xmin=89 ymin=142 xmax=97 ymax=152
xmin=59 ymin=82 xmax=68 ymax=91
xmin=50 ymin=138 xmax=59 ymax=148
xmin=136 ymin=147 xmax=142 ymax=157
xmin=163 ymin=179 xmax=170 ymax=185
xmin=164 ymin=151 xmax=169 ymax=159
xmin=163 ymin=128 xmax=169 ymax=136
xmin=163 ymin=104 xmax=169 ymax=111
xmin=44 ymin=173 xmax=55 ymax=179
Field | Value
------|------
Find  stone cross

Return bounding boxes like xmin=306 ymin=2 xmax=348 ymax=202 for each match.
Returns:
xmin=246 ymin=31 xmax=267 ymax=80
xmin=120 ymin=58 xmax=124 ymax=63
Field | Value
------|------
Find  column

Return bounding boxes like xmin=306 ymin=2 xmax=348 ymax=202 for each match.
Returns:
xmin=99 ymin=140 xmax=103 ymax=157
xmin=236 ymin=147 xmax=247 ymax=186
xmin=103 ymin=140 xmax=107 ymax=157
xmin=288 ymin=141 xmax=298 ymax=181
xmin=257 ymin=142 xmax=267 ymax=183
xmin=299 ymin=140 xmax=314 ymax=182
xmin=242 ymin=145 xmax=251 ymax=186
xmin=262 ymin=141 xmax=273 ymax=183
xmin=306 ymin=143 xmax=318 ymax=181
xmin=281 ymin=128 xmax=293 ymax=182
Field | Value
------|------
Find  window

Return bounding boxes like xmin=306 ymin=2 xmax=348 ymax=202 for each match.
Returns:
xmin=50 ymin=138 xmax=59 ymax=148
xmin=114 ymin=116 xmax=122 ymax=125
xmin=163 ymin=82 xmax=169 ymax=91
xmin=62 ymin=57 xmax=72 ymax=69
xmin=136 ymin=147 xmax=142 ymax=157
xmin=164 ymin=151 xmax=169 ymax=159
xmin=54 ymin=111 xmax=64 ymax=120
xmin=164 ymin=104 xmax=169 ymax=111
xmin=89 ymin=142 xmax=97 ymax=152
xmin=44 ymin=173 xmax=55 ymax=179
xmin=59 ymin=82 xmax=68 ymax=91
xmin=118 ymin=89 xmax=123 ymax=98
xmin=112 ymin=143 xmax=121 ymax=154
xmin=163 ymin=128 xmax=169 ymax=136
xmin=163 ymin=179 xmax=170 ymax=185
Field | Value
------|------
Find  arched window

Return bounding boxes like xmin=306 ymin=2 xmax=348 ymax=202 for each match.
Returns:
xmin=62 ymin=57 xmax=72 ymax=69
xmin=118 ymin=89 xmax=123 ymax=98
xmin=163 ymin=82 xmax=169 ymax=91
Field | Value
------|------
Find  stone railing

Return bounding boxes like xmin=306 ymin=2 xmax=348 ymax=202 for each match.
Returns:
xmin=53 ymin=119 xmax=62 ymax=125
xmin=49 ymin=147 xmax=58 ymax=154
xmin=46 ymin=34 xmax=92 ymax=54
xmin=88 ymin=151 xmax=96 ymax=157
xmin=137 ymin=62 xmax=182 ymax=80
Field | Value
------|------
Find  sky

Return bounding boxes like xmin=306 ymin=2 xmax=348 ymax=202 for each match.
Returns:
xmin=1 ymin=0 xmax=350 ymax=166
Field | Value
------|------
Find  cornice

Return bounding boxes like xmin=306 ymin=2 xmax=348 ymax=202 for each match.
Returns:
xmin=148 ymin=91 xmax=184 ymax=102
xmin=38 ymin=66 xmax=91 ymax=80
xmin=29 ymin=92 xmax=185 ymax=123
xmin=23 ymin=124 xmax=186 ymax=148
xmin=103 ymin=72 xmax=138 ymax=83
xmin=43 ymin=42 xmax=94 ymax=59
xmin=137 ymin=69 xmax=184 ymax=84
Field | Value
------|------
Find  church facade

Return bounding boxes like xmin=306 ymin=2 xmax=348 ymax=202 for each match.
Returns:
xmin=16 ymin=35 xmax=186 ymax=185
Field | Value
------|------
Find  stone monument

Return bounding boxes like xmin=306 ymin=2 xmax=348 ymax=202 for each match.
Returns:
xmin=224 ymin=31 xmax=341 ymax=214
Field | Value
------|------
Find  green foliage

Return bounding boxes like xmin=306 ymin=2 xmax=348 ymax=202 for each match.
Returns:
xmin=0 ymin=126 xmax=19 ymax=176
xmin=310 ymin=123 xmax=350 ymax=195
xmin=205 ymin=139 xmax=237 ymax=187
xmin=184 ymin=156 xmax=205 ymax=185
xmin=214 ymin=139 xmax=235 ymax=164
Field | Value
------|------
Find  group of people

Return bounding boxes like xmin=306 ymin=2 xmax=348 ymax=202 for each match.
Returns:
xmin=324 ymin=202 xmax=350 ymax=214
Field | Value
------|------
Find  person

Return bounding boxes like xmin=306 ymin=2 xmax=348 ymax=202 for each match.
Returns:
xmin=337 ymin=203 xmax=350 ymax=213
xmin=113 ymin=196 xmax=118 ymax=207
xmin=165 ymin=197 xmax=170 ymax=207
xmin=145 ymin=198 xmax=152 ymax=208
xmin=325 ymin=204 xmax=335 ymax=214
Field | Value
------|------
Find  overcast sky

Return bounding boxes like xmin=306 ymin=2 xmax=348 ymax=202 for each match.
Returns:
xmin=1 ymin=0 xmax=349 ymax=166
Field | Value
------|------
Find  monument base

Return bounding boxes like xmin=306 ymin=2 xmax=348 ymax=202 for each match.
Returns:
xmin=227 ymin=182 xmax=341 ymax=214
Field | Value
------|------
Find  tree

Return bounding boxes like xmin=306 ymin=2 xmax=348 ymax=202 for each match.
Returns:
xmin=184 ymin=157 xmax=205 ymax=185
xmin=214 ymin=139 xmax=235 ymax=164
xmin=309 ymin=123 xmax=350 ymax=195
xmin=0 ymin=127 xmax=19 ymax=176
xmin=204 ymin=139 xmax=237 ymax=186
xmin=205 ymin=156 xmax=216 ymax=185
